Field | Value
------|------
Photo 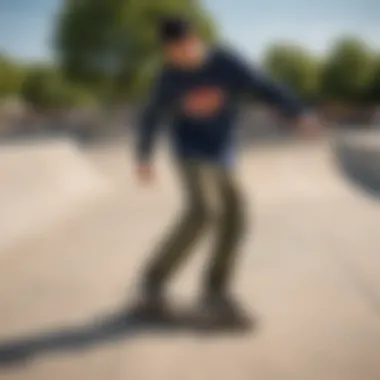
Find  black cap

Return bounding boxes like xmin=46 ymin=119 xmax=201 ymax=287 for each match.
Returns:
xmin=158 ymin=16 xmax=192 ymax=44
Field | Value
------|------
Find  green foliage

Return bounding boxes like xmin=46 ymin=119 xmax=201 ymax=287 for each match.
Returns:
xmin=263 ymin=44 xmax=321 ymax=101
xmin=366 ymin=56 xmax=380 ymax=102
xmin=2 ymin=2 xmax=380 ymax=108
xmin=320 ymin=37 xmax=375 ymax=102
xmin=0 ymin=54 xmax=26 ymax=98
xmin=20 ymin=66 xmax=56 ymax=108
xmin=53 ymin=1 xmax=380 ymax=104
xmin=55 ymin=0 xmax=217 ymax=99
xmin=20 ymin=66 xmax=97 ymax=109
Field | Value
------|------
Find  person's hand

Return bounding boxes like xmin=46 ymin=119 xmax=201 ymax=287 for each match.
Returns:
xmin=296 ymin=113 xmax=324 ymax=139
xmin=136 ymin=163 xmax=155 ymax=185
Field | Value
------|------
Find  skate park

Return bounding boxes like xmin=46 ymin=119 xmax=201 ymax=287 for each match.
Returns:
xmin=0 ymin=128 xmax=379 ymax=380
xmin=1 ymin=0 xmax=380 ymax=377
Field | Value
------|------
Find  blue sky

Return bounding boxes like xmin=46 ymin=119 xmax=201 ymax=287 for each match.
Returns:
xmin=0 ymin=0 xmax=61 ymax=61
xmin=204 ymin=0 xmax=380 ymax=59
xmin=0 ymin=0 xmax=379 ymax=62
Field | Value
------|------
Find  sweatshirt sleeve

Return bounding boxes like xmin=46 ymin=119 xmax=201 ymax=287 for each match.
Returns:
xmin=136 ymin=70 xmax=171 ymax=163
xmin=224 ymin=50 xmax=306 ymax=118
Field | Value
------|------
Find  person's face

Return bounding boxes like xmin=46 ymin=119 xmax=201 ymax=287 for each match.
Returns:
xmin=164 ymin=35 xmax=205 ymax=69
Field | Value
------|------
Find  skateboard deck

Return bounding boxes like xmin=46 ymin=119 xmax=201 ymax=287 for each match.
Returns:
xmin=126 ymin=302 xmax=254 ymax=333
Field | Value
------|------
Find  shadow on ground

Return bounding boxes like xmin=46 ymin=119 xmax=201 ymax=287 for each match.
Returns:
xmin=0 ymin=308 xmax=256 ymax=368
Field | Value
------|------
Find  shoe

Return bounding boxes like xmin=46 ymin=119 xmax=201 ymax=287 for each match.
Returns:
xmin=129 ymin=287 xmax=169 ymax=321
xmin=199 ymin=293 xmax=253 ymax=330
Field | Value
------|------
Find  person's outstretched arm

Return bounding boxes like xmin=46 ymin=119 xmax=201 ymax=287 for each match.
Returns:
xmin=223 ymin=49 xmax=323 ymax=137
xmin=224 ymin=50 xmax=306 ymax=118
xmin=136 ymin=70 xmax=171 ymax=165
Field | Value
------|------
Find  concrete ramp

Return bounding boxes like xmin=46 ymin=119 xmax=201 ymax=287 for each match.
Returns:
xmin=241 ymin=140 xmax=359 ymax=202
xmin=0 ymin=140 xmax=379 ymax=380
xmin=0 ymin=139 xmax=110 ymax=252
xmin=334 ymin=131 xmax=380 ymax=198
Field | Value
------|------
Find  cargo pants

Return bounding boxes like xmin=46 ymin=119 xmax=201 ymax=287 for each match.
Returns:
xmin=143 ymin=158 xmax=246 ymax=296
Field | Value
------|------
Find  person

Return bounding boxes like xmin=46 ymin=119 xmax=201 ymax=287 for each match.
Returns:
xmin=134 ymin=16 xmax=321 ymax=325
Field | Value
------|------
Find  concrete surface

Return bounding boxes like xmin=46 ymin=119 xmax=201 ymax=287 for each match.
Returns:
xmin=334 ymin=130 xmax=380 ymax=197
xmin=0 ymin=138 xmax=379 ymax=380
xmin=0 ymin=139 xmax=110 ymax=252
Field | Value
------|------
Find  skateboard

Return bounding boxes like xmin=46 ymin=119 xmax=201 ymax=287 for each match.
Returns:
xmin=126 ymin=302 xmax=254 ymax=333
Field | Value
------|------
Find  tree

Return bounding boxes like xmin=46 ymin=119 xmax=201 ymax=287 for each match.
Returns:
xmin=0 ymin=54 xmax=26 ymax=98
xmin=321 ymin=37 xmax=375 ymax=102
xmin=55 ymin=0 xmax=216 ymax=101
xmin=263 ymin=43 xmax=320 ymax=101
xmin=367 ymin=56 xmax=380 ymax=102
xmin=20 ymin=66 xmax=57 ymax=109
xmin=20 ymin=66 xmax=97 ymax=109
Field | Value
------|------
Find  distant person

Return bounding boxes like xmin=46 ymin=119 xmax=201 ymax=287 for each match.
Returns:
xmin=134 ymin=16 xmax=321 ymax=325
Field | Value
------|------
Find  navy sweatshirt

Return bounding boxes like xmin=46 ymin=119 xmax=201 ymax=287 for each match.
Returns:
xmin=136 ymin=47 xmax=305 ymax=165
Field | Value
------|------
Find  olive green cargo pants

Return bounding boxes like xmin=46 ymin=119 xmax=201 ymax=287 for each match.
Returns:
xmin=143 ymin=159 xmax=246 ymax=296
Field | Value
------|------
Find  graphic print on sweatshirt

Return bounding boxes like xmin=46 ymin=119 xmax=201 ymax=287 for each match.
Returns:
xmin=180 ymin=85 xmax=226 ymax=119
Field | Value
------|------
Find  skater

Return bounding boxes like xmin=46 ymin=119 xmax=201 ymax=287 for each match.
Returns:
xmin=134 ymin=16 xmax=320 ymax=325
